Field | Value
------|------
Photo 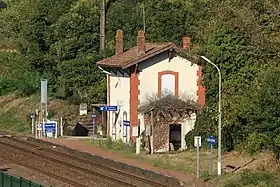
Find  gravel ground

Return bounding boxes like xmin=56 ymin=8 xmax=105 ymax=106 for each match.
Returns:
xmin=34 ymin=137 xmax=207 ymax=187
xmin=0 ymin=158 xmax=68 ymax=187
xmin=0 ymin=141 xmax=120 ymax=187
xmin=6 ymin=137 xmax=162 ymax=187
xmin=26 ymin=137 xmax=184 ymax=186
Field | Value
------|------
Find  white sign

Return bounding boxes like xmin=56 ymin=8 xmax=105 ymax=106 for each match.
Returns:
xmin=41 ymin=80 xmax=47 ymax=104
xmin=37 ymin=123 xmax=42 ymax=130
xmin=132 ymin=126 xmax=139 ymax=137
xmin=194 ymin=136 xmax=201 ymax=147
xmin=79 ymin=103 xmax=87 ymax=115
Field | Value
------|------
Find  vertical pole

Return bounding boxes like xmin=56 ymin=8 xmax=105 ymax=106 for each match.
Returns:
xmin=35 ymin=123 xmax=37 ymax=138
xmin=142 ymin=4 xmax=146 ymax=33
xmin=20 ymin=177 xmax=23 ymax=187
xmin=196 ymin=137 xmax=200 ymax=179
xmin=102 ymin=111 xmax=104 ymax=136
xmin=218 ymin=69 xmax=222 ymax=176
xmin=42 ymin=118 xmax=45 ymax=137
xmin=55 ymin=122 xmax=58 ymax=138
xmin=92 ymin=117 xmax=95 ymax=141
xmin=136 ymin=123 xmax=141 ymax=154
xmin=150 ymin=110 xmax=154 ymax=154
xmin=1 ymin=172 xmax=4 ymax=187
xmin=60 ymin=117 xmax=63 ymax=137
xmin=200 ymin=56 xmax=222 ymax=176
xmin=125 ymin=126 xmax=128 ymax=145
xmin=10 ymin=176 xmax=12 ymax=187
xmin=31 ymin=117 xmax=34 ymax=135
xmin=210 ymin=144 xmax=213 ymax=175
xmin=100 ymin=0 xmax=105 ymax=52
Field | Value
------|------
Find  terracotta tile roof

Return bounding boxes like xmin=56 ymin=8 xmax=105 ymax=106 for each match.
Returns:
xmin=97 ymin=42 xmax=182 ymax=69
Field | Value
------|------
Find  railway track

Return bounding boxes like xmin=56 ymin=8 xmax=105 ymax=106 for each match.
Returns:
xmin=0 ymin=136 xmax=171 ymax=187
xmin=0 ymin=140 xmax=124 ymax=187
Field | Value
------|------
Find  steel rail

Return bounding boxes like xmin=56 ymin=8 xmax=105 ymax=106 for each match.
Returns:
xmin=6 ymin=136 xmax=169 ymax=187
xmin=1 ymin=155 xmax=87 ymax=187
xmin=0 ymin=139 xmax=136 ymax=187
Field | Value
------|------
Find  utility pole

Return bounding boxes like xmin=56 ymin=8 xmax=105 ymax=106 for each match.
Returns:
xmin=201 ymin=56 xmax=222 ymax=175
xmin=100 ymin=0 xmax=105 ymax=52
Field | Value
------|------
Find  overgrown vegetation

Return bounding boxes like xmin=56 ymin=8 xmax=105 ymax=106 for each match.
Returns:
xmin=139 ymin=92 xmax=199 ymax=124
xmin=139 ymin=92 xmax=199 ymax=151
xmin=89 ymin=137 xmax=136 ymax=155
xmin=1 ymin=0 xmax=280 ymax=156
xmin=216 ymin=170 xmax=280 ymax=187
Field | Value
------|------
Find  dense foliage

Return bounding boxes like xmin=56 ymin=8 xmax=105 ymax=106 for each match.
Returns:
xmin=1 ymin=0 xmax=280 ymax=153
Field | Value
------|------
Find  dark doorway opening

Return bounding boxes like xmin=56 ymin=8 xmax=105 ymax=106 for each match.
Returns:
xmin=169 ymin=124 xmax=181 ymax=151
xmin=72 ymin=122 xmax=89 ymax=136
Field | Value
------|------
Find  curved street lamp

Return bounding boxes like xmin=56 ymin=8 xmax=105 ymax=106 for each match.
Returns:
xmin=200 ymin=56 xmax=222 ymax=176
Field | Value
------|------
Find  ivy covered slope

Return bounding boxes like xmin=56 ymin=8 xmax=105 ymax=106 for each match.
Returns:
xmin=1 ymin=0 xmax=280 ymax=154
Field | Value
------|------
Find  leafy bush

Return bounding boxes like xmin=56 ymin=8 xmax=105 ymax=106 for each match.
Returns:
xmin=222 ymin=170 xmax=278 ymax=187
xmin=245 ymin=133 xmax=271 ymax=155
xmin=17 ymin=72 xmax=40 ymax=96
xmin=0 ymin=76 xmax=16 ymax=95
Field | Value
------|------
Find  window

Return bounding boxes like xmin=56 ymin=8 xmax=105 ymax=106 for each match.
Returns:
xmin=158 ymin=71 xmax=179 ymax=96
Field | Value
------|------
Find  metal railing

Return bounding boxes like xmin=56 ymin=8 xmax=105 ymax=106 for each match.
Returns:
xmin=0 ymin=172 xmax=52 ymax=187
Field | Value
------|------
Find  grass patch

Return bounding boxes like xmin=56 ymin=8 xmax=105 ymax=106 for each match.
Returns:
xmin=89 ymin=137 xmax=136 ymax=156
xmin=214 ymin=170 xmax=280 ymax=187
xmin=0 ymin=94 xmax=39 ymax=133
xmin=88 ymin=137 xmax=213 ymax=175
xmin=85 ymin=138 xmax=280 ymax=186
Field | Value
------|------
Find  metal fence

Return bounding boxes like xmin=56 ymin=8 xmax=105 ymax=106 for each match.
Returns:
xmin=0 ymin=172 xmax=51 ymax=187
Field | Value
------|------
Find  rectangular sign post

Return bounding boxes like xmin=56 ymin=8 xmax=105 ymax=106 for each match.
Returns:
xmin=194 ymin=136 xmax=201 ymax=179
xmin=99 ymin=106 xmax=118 ymax=111
xmin=123 ymin=120 xmax=130 ymax=145
xmin=207 ymin=136 xmax=216 ymax=175
xmin=36 ymin=123 xmax=42 ymax=138
xmin=92 ymin=114 xmax=97 ymax=140
xmin=44 ymin=122 xmax=57 ymax=138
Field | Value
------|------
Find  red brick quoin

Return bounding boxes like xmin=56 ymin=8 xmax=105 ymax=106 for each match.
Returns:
xmin=197 ymin=66 xmax=205 ymax=106
xmin=130 ymin=67 xmax=140 ymax=142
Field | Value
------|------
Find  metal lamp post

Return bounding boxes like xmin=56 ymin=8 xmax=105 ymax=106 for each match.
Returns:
xmin=200 ymin=56 xmax=222 ymax=176
xmin=30 ymin=113 xmax=35 ymax=135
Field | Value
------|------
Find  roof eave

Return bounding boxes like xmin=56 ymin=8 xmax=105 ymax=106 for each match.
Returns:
xmin=122 ymin=45 xmax=179 ymax=69
xmin=96 ymin=63 xmax=123 ymax=68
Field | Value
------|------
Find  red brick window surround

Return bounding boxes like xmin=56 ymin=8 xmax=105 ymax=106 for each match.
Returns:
xmin=158 ymin=70 xmax=179 ymax=97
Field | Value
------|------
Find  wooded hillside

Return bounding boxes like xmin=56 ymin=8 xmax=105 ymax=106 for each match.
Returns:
xmin=1 ymin=0 xmax=280 ymax=153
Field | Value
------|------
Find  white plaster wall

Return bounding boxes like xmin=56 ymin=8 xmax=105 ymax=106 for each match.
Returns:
xmin=109 ymin=71 xmax=130 ymax=141
xmin=138 ymin=51 xmax=198 ymax=103
xmin=138 ymin=51 xmax=199 ymax=149
xmin=181 ymin=113 xmax=196 ymax=149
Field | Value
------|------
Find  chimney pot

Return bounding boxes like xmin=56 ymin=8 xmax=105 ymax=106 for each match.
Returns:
xmin=115 ymin=29 xmax=123 ymax=55
xmin=137 ymin=30 xmax=145 ymax=56
xmin=183 ymin=36 xmax=190 ymax=50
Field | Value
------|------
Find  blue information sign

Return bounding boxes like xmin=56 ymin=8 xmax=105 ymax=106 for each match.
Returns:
xmin=92 ymin=114 xmax=97 ymax=118
xmin=123 ymin=120 xmax=130 ymax=127
xmin=99 ymin=106 xmax=107 ymax=111
xmin=107 ymin=106 xmax=118 ymax=111
xmin=207 ymin=136 xmax=216 ymax=145
xmin=44 ymin=123 xmax=56 ymax=132
xmin=99 ymin=106 xmax=118 ymax=111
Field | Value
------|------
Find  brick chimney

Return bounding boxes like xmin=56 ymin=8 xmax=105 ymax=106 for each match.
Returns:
xmin=183 ymin=36 xmax=190 ymax=50
xmin=137 ymin=30 xmax=145 ymax=56
xmin=115 ymin=29 xmax=123 ymax=55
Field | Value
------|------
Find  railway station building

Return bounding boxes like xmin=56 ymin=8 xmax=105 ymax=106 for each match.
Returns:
xmin=97 ymin=30 xmax=205 ymax=152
